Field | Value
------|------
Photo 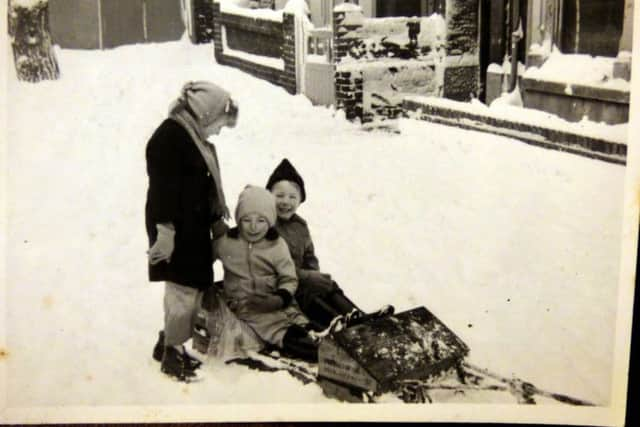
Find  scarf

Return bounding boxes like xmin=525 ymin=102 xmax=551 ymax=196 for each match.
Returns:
xmin=169 ymin=107 xmax=230 ymax=220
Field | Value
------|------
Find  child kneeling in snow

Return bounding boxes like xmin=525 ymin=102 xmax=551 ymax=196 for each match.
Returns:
xmin=211 ymin=185 xmax=319 ymax=362
xmin=266 ymin=159 xmax=365 ymax=331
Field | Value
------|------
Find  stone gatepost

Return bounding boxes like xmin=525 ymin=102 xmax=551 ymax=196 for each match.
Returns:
xmin=281 ymin=13 xmax=298 ymax=94
xmin=333 ymin=3 xmax=365 ymax=120
xmin=192 ymin=0 xmax=216 ymax=44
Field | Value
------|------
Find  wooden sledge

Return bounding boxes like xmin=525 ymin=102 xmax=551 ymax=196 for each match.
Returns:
xmin=317 ymin=306 xmax=469 ymax=402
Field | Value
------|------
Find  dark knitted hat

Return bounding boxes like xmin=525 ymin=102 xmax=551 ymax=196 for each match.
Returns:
xmin=266 ymin=158 xmax=306 ymax=203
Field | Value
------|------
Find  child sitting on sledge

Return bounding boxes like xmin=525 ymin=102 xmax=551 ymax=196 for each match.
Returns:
xmin=266 ymin=159 xmax=386 ymax=331
xmin=211 ymin=185 xmax=319 ymax=362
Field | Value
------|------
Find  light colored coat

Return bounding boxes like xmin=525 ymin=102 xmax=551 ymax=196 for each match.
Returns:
xmin=214 ymin=229 xmax=308 ymax=347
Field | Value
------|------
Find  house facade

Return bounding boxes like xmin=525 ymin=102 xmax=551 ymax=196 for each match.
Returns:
xmin=485 ymin=0 xmax=633 ymax=124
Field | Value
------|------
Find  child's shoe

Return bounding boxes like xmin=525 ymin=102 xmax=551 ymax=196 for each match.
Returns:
xmin=153 ymin=331 xmax=202 ymax=370
xmin=161 ymin=346 xmax=202 ymax=382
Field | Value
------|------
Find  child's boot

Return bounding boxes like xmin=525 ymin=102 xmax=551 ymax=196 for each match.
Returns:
xmin=154 ymin=331 xmax=202 ymax=370
xmin=282 ymin=325 xmax=318 ymax=363
xmin=152 ymin=330 xmax=165 ymax=362
xmin=161 ymin=346 xmax=201 ymax=382
xmin=328 ymin=287 xmax=361 ymax=315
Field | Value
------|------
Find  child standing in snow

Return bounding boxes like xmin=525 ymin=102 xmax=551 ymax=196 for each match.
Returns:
xmin=146 ymin=81 xmax=238 ymax=382
xmin=266 ymin=159 xmax=365 ymax=330
xmin=213 ymin=185 xmax=319 ymax=362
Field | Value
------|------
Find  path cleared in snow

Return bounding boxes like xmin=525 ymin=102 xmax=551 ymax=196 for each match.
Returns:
xmin=5 ymin=37 xmax=626 ymax=407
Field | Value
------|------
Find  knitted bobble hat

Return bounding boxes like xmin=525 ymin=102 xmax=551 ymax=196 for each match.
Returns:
xmin=266 ymin=158 xmax=306 ymax=203
xmin=235 ymin=185 xmax=277 ymax=227
xmin=174 ymin=81 xmax=234 ymax=127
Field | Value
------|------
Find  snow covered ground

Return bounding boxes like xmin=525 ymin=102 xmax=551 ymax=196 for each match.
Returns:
xmin=2 ymin=36 xmax=630 ymax=415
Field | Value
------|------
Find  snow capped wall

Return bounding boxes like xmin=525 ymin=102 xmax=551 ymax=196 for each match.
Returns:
xmin=363 ymin=62 xmax=441 ymax=121
xmin=217 ymin=0 xmax=284 ymax=22
xmin=332 ymin=0 xmax=479 ymax=123
xmin=212 ymin=1 xmax=297 ymax=94
xmin=519 ymin=48 xmax=631 ymax=124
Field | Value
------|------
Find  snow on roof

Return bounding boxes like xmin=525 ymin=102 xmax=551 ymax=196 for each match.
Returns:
xmin=524 ymin=48 xmax=630 ymax=91
xmin=405 ymin=95 xmax=628 ymax=144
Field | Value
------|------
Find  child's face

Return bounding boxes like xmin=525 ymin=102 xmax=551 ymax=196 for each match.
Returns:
xmin=271 ymin=180 xmax=301 ymax=220
xmin=239 ymin=212 xmax=270 ymax=243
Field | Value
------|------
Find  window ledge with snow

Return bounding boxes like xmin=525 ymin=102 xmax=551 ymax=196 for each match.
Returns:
xmin=520 ymin=77 xmax=629 ymax=104
xmin=522 ymin=51 xmax=630 ymax=96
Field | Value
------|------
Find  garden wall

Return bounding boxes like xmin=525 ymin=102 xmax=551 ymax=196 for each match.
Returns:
xmin=212 ymin=1 xmax=297 ymax=94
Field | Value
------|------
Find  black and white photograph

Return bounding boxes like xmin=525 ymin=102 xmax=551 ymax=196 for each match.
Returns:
xmin=1 ymin=0 xmax=638 ymax=424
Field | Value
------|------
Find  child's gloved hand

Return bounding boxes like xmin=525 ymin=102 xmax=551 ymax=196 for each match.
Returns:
xmin=237 ymin=294 xmax=283 ymax=314
xmin=148 ymin=223 xmax=175 ymax=265
xmin=304 ymin=271 xmax=335 ymax=293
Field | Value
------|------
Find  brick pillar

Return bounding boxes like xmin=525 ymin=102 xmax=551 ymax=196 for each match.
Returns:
xmin=281 ymin=13 xmax=297 ymax=94
xmin=332 ymin=4 xmax=364 ymax=63
xmin=335 ymin=70 xmax=363 ymax=121
xmin=212 ymin=1 xmax=223 ymax=61
xmin=192 ymin=0 xmax=215 ymax=44
xmin=333 ymin=4 xmax=364 ymax=121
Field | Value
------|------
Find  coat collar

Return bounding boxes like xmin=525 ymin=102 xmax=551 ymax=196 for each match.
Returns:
xmin=226 ymin=226 xmax=279 ymax=241
xmin=277 ymin=213 xmax=307 ymax=226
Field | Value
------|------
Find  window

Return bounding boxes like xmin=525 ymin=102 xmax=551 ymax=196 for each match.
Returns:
xmin=561 ymin=0 xmax=625 ymax=57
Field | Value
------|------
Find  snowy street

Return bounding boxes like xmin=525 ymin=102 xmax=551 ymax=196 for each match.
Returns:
xmin=4 ymin=37 xmax=627 ymax=408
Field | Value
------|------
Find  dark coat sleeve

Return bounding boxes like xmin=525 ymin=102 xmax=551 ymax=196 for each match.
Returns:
xmin=146 ymin=124 xmax=183 ymax=224
xmin=297 ymin=232 xmax=320 ymax=282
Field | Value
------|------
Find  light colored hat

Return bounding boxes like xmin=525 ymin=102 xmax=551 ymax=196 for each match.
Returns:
xmin=235 ymin=185 xmax=277 ymax=227
xmin=172 ymin=81 xmax=236 ymax=127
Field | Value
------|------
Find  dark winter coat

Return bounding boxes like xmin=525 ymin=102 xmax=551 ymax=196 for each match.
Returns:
xmin=274 ymin=214 xmax=319 ymax=280
xmin=274 ymin=214 xmax=340 ymax=309
xmin=145 ymin=118 xmax=222 ymax=290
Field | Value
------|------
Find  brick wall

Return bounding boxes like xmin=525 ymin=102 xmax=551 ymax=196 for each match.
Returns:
xmin=281 ymin=14 xmax=297 ymax=95
xmin=212 ymin=2 xmax=297 ymax=94
xmin=335 ymin=69 xmax=363 ymax=121
xmin=404 ymin=97 xmax=627 ymax=165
